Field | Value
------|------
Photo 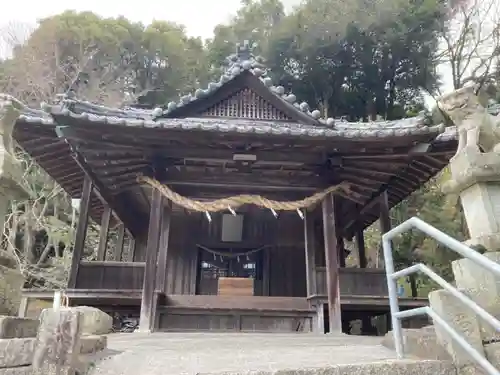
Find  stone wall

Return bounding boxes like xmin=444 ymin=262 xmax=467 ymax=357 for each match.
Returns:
xmin=0 ymin=307 xmax=111 ymax=375
xmin=0 ymin=267 xmax=24 ymax=315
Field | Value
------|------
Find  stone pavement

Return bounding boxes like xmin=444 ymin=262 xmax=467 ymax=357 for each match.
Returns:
xmin=88 ymin=333 xmax=456 ymax=375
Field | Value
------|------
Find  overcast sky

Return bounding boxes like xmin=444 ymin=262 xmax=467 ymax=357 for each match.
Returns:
xmin=2 ymin=0 xmax=493 ymax=103
xmin=0 ymin=0 xmax=300 ymax=40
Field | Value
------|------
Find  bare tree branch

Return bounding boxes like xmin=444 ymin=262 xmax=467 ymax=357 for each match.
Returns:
xmin=436 ymin=0 xmax=500 ymax=90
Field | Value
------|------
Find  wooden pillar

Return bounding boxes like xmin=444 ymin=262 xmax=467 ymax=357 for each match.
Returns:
xmin=378 ymin=190 xmax=392 ymax=268
xmin=68 ymin=176 xmax=92 ymax=289
xmin=338 ymin=237 xmax=346 ymax=268
xmin=356 ymin=230 xmax=367 ymax=268
xmin=139 ymin=188 xmax=163 ymax=332
xmin=321 ymin=193 xmax=342 ymax=333
xmin=304 ymin=210 xmax=317 ymax=297
xmin=156 ymin=199 xmax=172 ymax=294
xmin=129 ymin=238 xmax=137 ymax=261
xmin=114 ymin=224 xmax=125 ymax=261
xmin=379 ymin=190 xmax=391 ymax=234
xmin=132 ymin=238 xmax=147 ymax=262
xmin=262 ymin=248 xmax=271 ymax=296
xmin=96 ymin=205 xmax=111 ymax=261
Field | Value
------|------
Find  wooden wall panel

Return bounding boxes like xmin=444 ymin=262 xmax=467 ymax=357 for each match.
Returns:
xmin=315 ymin=267 xmax=388 ymax=296
xmin=75 ymin=261 xmax=145 ymax=290
xmin=268 ymin=246 xmax=307 ymax=297
xmin=157 ymin=295 xmax=314 ymax=332
xmin=78 ymin=210 xmax=309 ymax=296
xmin=164 ymin=213 xmax=200 ymax=295
xmin=197 ymin=209 xmax=303 ymax=246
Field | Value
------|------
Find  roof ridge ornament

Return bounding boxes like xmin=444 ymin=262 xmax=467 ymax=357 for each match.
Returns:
xmin=159 ymin=39 xmax=339 ymax=127
xmin=234 ymin=40 xmax=254 ymax=62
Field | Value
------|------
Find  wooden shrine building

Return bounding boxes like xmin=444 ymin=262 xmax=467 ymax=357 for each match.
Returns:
xmin=13 ymin=41 xmax=458 ymax=333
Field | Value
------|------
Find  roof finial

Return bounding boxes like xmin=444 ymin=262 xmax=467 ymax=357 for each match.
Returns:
xmin=236 ymin=40 xmax=253 ymax=61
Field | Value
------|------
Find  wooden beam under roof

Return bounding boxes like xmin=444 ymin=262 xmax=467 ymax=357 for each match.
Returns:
xmin=65 ymin=137 xmax=327 ymax=166
xmin=55 ymin=126 xmax=148 ymax=238
xmin=341 ymin=153 xmax=448 ymax=236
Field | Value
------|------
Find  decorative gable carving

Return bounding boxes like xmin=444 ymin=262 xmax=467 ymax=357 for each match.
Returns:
xmin=201 ymin=87 xmax=293 ymax=121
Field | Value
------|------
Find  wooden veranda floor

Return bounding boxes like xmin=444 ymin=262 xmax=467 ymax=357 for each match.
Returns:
xmin=21 ymin=288 xmax=427 ymax=308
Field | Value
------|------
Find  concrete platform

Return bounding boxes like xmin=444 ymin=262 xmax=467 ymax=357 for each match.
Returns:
xmin=88 ymin=333 xmax=456 ymax=375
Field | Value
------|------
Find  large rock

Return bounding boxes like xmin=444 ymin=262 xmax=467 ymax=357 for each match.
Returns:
xmin=0 ymin=338 xmax=34 ymax=368
xmin=0 ymin=316 xmax=39 ymax=339
xmin=73 ymin=306 xmax=112 ymax=335
xmin=40 ymin=306 xmax=112 ymax=336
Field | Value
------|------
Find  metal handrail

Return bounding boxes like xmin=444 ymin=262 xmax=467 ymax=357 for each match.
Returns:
xmin=382 ymin=216 xmax=500 ymax=375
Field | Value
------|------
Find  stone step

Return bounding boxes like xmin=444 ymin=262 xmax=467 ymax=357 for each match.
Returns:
xmin=0 ymin=334 xmax=107 ymax=369
xmin=196 ymin=359 xmax=457 ymax=375
xmin=382 ymin=326 xmax=452 ymax=361
xmin=87 ymin=332 xmax=458 ymax=375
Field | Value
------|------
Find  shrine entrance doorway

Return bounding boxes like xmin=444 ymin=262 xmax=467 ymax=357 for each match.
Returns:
xmin=195 ymin=246 xmax=264 ymax=296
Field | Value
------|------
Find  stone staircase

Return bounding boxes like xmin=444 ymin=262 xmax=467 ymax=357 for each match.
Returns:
xmin=378 ymin=246 xmax=500 ymax=375
xmin=0 ymin=307 xmax=485 ymax=375
xmin=85 ymin=332 xmax=458 ymax=375
xmin=383 ymin=324 xmax=500 ymax=375
xmin=378 ymin=212 xmax=500 ymax=375
xmin=382 ymin=325 xmax=452 ymax=361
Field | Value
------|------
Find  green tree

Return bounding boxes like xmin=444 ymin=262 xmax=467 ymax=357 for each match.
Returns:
xmin=266 ymin=0 xmax=445 ymax=120
xmin=0 ymin=11 xmax=210 ymax=290
xmin=206 ymin=0 xmax=286 ymax=67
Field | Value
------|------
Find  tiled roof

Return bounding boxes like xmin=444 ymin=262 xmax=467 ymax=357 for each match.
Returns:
xmin=9 ymin=40 xmax=499 ymax=145
xmin=19 ymin=106 xmax=453 ymax=140
xmin=156 ymin=41 xmax=332 ymax=126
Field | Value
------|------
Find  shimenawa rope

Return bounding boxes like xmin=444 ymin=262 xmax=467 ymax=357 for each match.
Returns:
xmin=196 ymin=244 xmax=270 ymax=258
xmin=137 ymin=175 xmax=350 ymax=213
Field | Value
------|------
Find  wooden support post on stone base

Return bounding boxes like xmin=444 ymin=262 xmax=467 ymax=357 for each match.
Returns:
xmin=356 ymin=229 xmax=367 ymax=268
xmin=139 ymin=188 xmax=163 ymax=332
xmin=68 ymin=176 xmax=92 ymax=289
xmin=96 ymin=205 xmax=111 ymax=261
xmin=304 ymin=210 xmax=317 ymax=298
xmin=114 ymin=223 xmax=126 ymax=261
xmin=156 ymin=199 xmax=172 ymax=294
xmin=32 ymin=309 xmax=83 ymax=375
xmin=321 ymin=192 xmax=342 ymax=334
